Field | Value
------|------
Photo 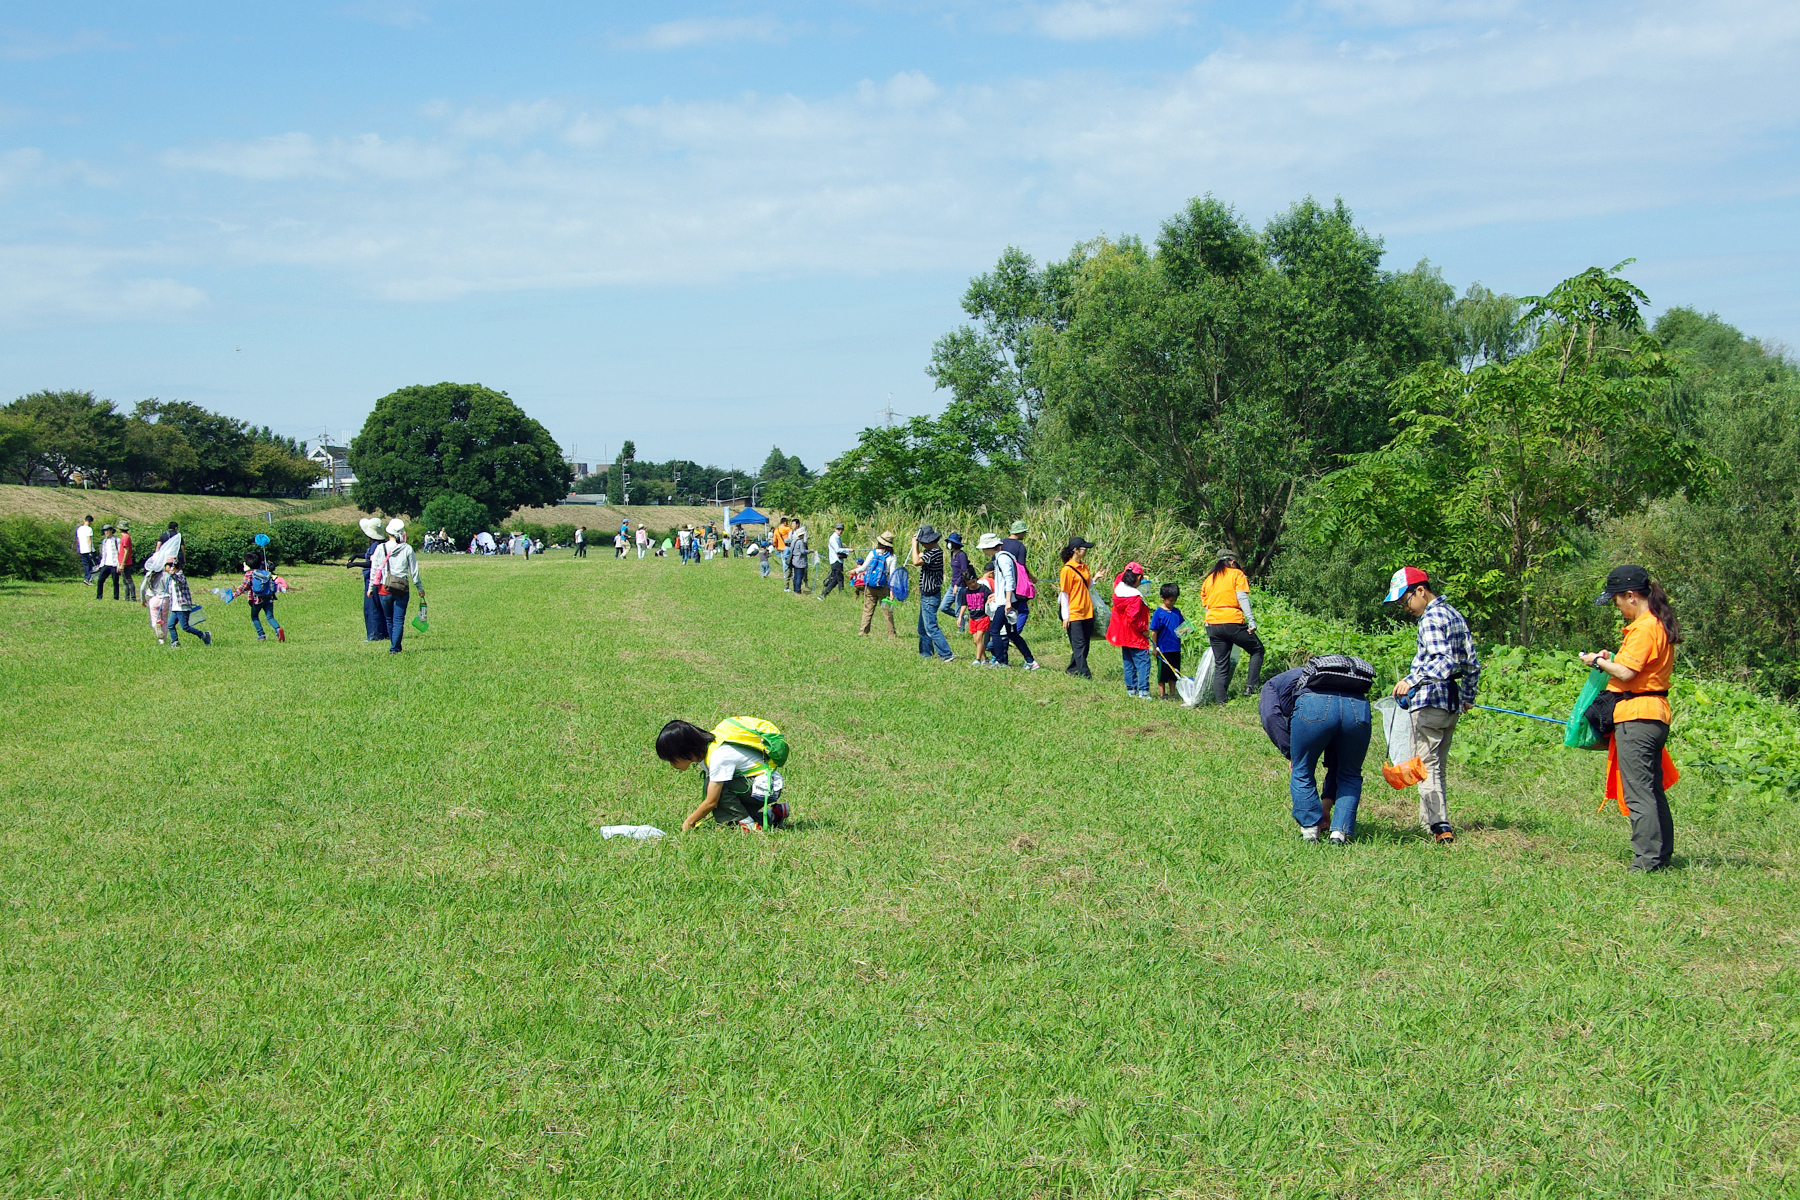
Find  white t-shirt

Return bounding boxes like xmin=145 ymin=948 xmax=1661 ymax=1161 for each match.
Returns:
xmin=706 ymin=742 xmax=761 ymax=785
xmin=574 ymin=529 xmax=584 ymax=543
xmin=76 ymin=524 xmax=94 ymax=554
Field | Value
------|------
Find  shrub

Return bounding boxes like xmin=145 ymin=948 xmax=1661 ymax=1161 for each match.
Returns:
xmin=0 ymin=517 xmax=80 ymax=581
xmin=158 ymin=513 xmax=362 ymax=577
xmin=420 ymin=492 xmax=487 ymax=547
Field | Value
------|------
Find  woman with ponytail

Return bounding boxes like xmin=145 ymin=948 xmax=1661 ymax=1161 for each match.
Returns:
xmin=1581 ymin=565 xmax=1681 ymax=872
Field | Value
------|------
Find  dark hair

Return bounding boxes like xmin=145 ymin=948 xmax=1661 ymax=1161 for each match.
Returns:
xmin=655 ymin=719 xmax=713 ymax=764
xmin=1060 ymin=544 xmax=1075 ymax=564
xmin=1209 ymin=554 xmax=1237 ymax=579
xmin=1122 ymin=568 xmax=1143 ymax=587
xmin=1643 ymin=579 xmax=1684 ymax=645
xmin=1159 ymin=581 xmax=1180 ymax=601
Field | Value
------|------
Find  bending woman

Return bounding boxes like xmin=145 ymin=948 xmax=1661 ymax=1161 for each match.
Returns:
xmin=1581 ymin=564 xmax=1679 ymax=872
xmin=1200 ymin=549 xmax=1263 ymax=703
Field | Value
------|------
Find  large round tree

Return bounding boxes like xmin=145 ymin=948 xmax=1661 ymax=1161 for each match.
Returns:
xmin=349 ymin=383 xmax=571 ymax=524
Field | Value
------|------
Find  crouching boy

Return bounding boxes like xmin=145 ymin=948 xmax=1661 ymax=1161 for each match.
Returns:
xmin=656 ymin=717 xmax=792 ymax=833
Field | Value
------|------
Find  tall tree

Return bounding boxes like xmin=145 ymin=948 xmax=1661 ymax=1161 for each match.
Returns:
xmin=3 ymin=390 xmax=126 ymax=485
xmin=349 ymin=382 xmax=570 ymax=523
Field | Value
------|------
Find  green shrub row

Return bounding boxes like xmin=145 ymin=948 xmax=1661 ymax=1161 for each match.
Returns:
xmin=0 ymin=514 xmax=362 ymax=581
xmin=0 ymin=517 xmax=81 ymax=581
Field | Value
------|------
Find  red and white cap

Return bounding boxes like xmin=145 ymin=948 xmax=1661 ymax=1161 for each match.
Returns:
xmin=1384 ymin=566 xmax=1429 ymax=603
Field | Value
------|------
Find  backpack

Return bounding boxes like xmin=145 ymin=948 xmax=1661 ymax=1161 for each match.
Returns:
xmin=864 ymin=550 xmax=890 ymax=588
xmin=249 ymin=568 xmax=278 ymax=598
xmin=889 ymin=565 xmax=910 ymax=602
xmin=1300 ymin=653 xmax=1376 ymax=698
xmin=710 ymin=717 xmax=790 ymax=771
xmin=1014 ymin=558 xmax=1036 ymax=600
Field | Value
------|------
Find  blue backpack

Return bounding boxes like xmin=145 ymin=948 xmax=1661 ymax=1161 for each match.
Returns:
xmin=249 ymin=568 xmax=278 ymax=598
xmin=864 ymin=550 xmax=890 ymax=589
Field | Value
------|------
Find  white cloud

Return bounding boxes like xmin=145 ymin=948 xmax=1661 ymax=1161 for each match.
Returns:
xmin=0 ymin=245 xmax=204 ymax=323
xmin=614 ymin=14 xmax=796 ymax=51
xmin=1028 ymin=0 xmax=1195 ymax=40
xmin=19 ymin=0 xmax=1800 ymax=315
xmin=0 ymin=146 xmax=111 ymax=190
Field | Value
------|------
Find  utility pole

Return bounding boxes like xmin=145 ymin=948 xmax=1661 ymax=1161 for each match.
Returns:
xmin=880 ymin=393 xmax=898 ymax=427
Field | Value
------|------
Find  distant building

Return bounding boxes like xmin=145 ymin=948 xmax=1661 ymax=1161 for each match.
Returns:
xmin=565 ymin=458 xmax=591 ymax=479
xmin=308 ymin=443 xmax=356 ymax=494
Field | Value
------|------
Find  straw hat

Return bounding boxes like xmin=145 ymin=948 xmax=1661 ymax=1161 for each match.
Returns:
xmin=875 ymin=530 xmax=895 ymax=549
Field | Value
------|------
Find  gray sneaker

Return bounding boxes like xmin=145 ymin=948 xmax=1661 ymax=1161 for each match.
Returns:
xmin=1301 ymin=825 xmax=1320 ymax=842
xmin=1329 ymin=831 xmax=1349 ymax=845
xmin=1022 ymin=660 xmax=1041 ymax=671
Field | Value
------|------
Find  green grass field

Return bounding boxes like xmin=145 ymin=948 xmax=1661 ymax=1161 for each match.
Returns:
xmin=2 ymin=554 xmax=1795 ymax=1197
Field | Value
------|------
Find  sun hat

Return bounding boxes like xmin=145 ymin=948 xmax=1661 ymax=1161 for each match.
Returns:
xmin=119 ymin=522 xmax=129 ymax=531
xmin=1066 ymin=536 xmax=1094 ymax=550
xmin=1595 ymin=564 xmax=1651 ymax=606
xmin=945 ymin=531 xmax=963 ymax=546
xmin=977 ymin=532 xmax=1003 ymax=551
xmin=876 ymin=531 xmax=895 ymax=549
xmin=359 ymin=516 xmax=384 ymax=540
xmin=1215 ymin=546 xmax=1239 ymax=561
xmin=917 ymin=525 xmax=940 ymax=543
xmin=835 ymin=522 xmax=845 ymax=530
xmin=385 ymin=517 xmax=407 ymax=538
xmin=1383 ymin=566 xmax=1429 ymax=603
xmin=1008 ymin=520 xmax=1029 ymax=536
xmin=101 ymin=523 xmax=114 ymax=532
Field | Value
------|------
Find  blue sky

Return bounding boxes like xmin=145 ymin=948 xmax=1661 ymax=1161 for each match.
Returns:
xmin=4 ymin=1 xmax=1797 ymax=472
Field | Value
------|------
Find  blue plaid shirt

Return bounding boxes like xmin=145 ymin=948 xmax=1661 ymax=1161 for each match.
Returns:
xmin=1405 ymin=597 xmax=1480 ymax=711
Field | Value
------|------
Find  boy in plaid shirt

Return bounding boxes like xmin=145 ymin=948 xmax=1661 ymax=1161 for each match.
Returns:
xmin=1385 ymin=567 xmax=1480 ymax=843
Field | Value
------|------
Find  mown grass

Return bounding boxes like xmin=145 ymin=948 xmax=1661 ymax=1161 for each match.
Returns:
xmin=1 ymin=554 xmax=1795 ymax=1198
xmin=0 ymin=484 xmax=362 ymax=527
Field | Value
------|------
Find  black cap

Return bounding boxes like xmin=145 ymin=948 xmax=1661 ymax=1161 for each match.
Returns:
xmin=1065 ymin=536 xmax=1095 ymax=549
xmin=1595 ymin=564 xmax=1651 ymax=606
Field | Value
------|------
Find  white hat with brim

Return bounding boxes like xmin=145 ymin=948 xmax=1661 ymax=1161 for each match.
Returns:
xmin=385 ymin=517 xmax=407 ymax=538
xmin=977 ymin=532 xmax=1004 ymax=551
xmin=359 ymin=517 xmax=384 ymax=540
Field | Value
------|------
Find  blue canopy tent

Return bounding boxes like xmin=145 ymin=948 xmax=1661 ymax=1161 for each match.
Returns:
xmin=727 ymin=507 xmax=770 ymax=526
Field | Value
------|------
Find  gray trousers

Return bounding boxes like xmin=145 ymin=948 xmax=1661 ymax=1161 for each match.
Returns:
xmin=1412 ymin=706 xmax=1459 ymax=830
xmin=1615 ymin=719 xmax=1674 ymax=871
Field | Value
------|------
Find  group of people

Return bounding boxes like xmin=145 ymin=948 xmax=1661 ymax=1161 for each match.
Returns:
xmin=350 ymin=516 xmax=425 ymax=653
xmin=735 ymin=514 xmax=1678 ymax=870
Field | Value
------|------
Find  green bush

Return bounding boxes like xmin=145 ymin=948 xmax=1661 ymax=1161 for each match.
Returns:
xmin=0 ymin=517 xmax=80 ymax=581
xmin=160 ymin=513 xmax=362 ymax=577
xmin=420 ymin=492 xmax=487 ymax=547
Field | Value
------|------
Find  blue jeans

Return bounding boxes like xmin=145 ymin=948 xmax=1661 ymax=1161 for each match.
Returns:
xmin=917 ymin=594 xmax=953 ymax=658
xmin=377 ymin=592 xmax=408 ymax=651
xmin=1290 ymin=692 xmax=1372 ymax=836
xmin=170 ymin=609 xmax=209 ymax=644
xmin=249 ymin=599 xmax=281 ymax=637
xmin=760 ymin=559 xmax=770 ymax=577
xmin=1121 ymin=646 xmax=1150 ymax=694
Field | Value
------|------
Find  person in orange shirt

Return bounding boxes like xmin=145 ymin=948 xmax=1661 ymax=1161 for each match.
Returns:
xmin=1200 ymin=549 xmax=1264 ymax=704
xmin=1057 ymin=536 xmax=1096 ymax=679
xmin=772 ymin=519 xmax=790 ymax=589
xmin=1581 ymin=564 xmax=1680 ymax=872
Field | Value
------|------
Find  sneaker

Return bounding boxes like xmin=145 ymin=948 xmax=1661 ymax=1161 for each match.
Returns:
xmin=1329 ymin=831 xmax=1349 ymax=845
xmin=1434 ymin=826 xmax=1456 ymax=844
xmin=1301 ymin=825 xmax=1320 ymax=842
xmin=201 ymin=632 xmax=212 ymax=645
xmin=939 ymin=655 xmax=955 ymax=663
xmin=257 ymin=635 xmax=267 ymax=641
xmin=276 ymin=628 xmax=285 ymax=642
xmin=1022 ymin=660 xmax=1041 ymax=671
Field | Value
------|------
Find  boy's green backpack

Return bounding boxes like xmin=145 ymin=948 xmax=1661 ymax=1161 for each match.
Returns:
xmin=711 ymin=717 xmax=790 ymax=771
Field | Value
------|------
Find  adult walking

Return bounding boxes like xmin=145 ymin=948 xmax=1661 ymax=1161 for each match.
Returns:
xmin=368 ymin=518 xmax=425 ymax=654
xmin=788 ymin=524 xmax=811 ymax=593
xmin=944 ymin=532 xmax=970 ymax=631
xmin=820 ymin=523 xmax=848 ymax=599
xmin=635 ymin=523 xmax=649 ymax=559
xmin=981 ymin=532 xmax=1039 ymax=669
xmin=911 ymin=526 xmax=954 ymax=661
xmin=76 ymin=516 xmax=96 ymax=583
xmin=1058 ymin=537 xmax=1096 ymax=678
xmin=348 ymin=516 xmax=389 ymax=643
xmin=94 ymin=524 xmax=124 ymax=600
xmin=1201 ymin=549 xmax=1264 ymax=703
xmin=1386 ymin=567 xmax=1481 ymax=844
xmin=574 ymin=526 xmax=586 ymax=557
xmin=1582 ymin=565 xmax=1680 ymax=872
xmin=859 ymin=532 xmax=898 ymax=637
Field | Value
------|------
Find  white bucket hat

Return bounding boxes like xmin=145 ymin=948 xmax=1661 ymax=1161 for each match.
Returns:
xmin=977 ymin=532 xmax=1003 ymax=551
xmin=385 ymin=517 xmax=407 ymax=538
xmin=359 ymin=516 xmax=384 ymax=540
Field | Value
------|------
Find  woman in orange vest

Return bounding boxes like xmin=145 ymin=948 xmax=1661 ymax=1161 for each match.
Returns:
xmin=1581 ymin=564 xmax=1679 ymax=872
xmin=1200 ymin=549 xmax=1264 ymax=704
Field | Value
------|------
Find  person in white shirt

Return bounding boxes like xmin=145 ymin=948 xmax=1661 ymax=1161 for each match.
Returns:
xmin=574 ymin=526 xmax=586 ymax=557
xmin=75 ymin=516 xmax=96 ymax=583
xmin=95 ymin=525 xmax=125 ymax=600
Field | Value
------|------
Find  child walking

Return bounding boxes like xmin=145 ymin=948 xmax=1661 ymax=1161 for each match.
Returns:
xmin=164 ymin=561 xmax=210 ymax=647
xmin=656 ymin=717 xmax=791 ymax=833
xmin=966 ymin=572 xmax=994 ymax=665
xmin=232 ymin=550 xmax=286 ymax=641
xmin=1149 ymin=582 xmax=1185 ymax=699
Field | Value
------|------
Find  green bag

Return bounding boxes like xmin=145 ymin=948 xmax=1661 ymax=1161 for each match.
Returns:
xmin=1563 ymin=668 xmax=1609 ymax=750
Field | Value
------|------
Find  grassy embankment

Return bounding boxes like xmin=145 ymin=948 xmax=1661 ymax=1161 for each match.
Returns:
xmin=0 ymin=553 xmax=1794 ymax=1197
xmin=0 ymin=484 xmax=364 ymax=527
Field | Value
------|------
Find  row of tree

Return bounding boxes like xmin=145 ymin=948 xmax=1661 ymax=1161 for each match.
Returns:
xmin=784 ymin=195 xmax=1798 ymax=697
xmin=0 ymin=390 xmax=323 ymax=496
xmin=571 ymin=443 xmax=813 ymax=509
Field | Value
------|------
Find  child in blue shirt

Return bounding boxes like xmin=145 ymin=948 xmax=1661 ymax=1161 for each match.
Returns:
xmin=1149 ymin=582 xmax=1186 ymax=700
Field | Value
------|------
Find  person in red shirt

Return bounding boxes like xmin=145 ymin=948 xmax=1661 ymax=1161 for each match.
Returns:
xmin=118 ymin=522 xmax=136 ymax=600
xmin=1105 ymin=561 xmax=1152 ymax=698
